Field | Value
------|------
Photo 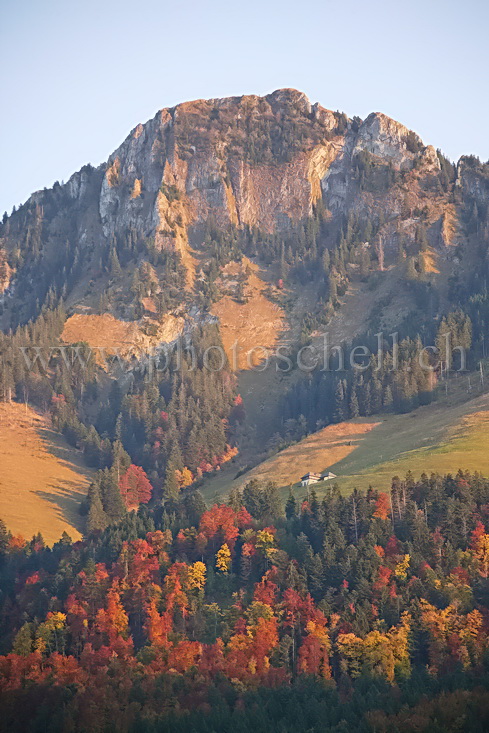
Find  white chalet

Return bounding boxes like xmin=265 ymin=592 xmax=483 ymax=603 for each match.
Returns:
xmin=300 ymin=472 xmax=321 ymax=487
xmin=300 ymin=471 xmax=337 ymax=487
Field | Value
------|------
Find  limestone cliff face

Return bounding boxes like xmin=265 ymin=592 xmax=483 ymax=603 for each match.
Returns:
xmin=0 ymin=88 xmax=480 ymax=324
xmin=96 ymin=89 xmax=346 ymax=243
xmin=354 ymin=113 xmax=420 ymax=167
xmin=0 ymin=89 xmax=445 ymax=252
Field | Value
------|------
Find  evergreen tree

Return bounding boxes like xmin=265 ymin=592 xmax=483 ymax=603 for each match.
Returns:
xmin=183 ymin=491 xmax=207 ymax=526
xmin=334 ymin=380 xmax=346 ymax=422
xmin=242 ymin=479 xmax=264 ymax=518
xmin=361 ymin=381 xmax=372 ymax=416
xmin=406 ymin=256 xmax=418 ymax=281
xmin=101 ymin=468 xmax=126 ymax=520
xmin=86 ymin=487 xmax=108 ymax=533
xmin=12 ymin=623 xmax=33 ymax=656
xmin=109 ymin=248 xmax=122 ymax=278
xmin=349 ymin=386 xmax=360 ymax=418
xmin=285 ymin=489 xmax=297 ymax=520
xmin=359 ymin=247 xmax=371 ymax=279
xmin=163 ymin=449 xmax=181 ymax=502
xmin=383 ymin=384 xmax=394 ymax=411
xmin=328 ymin=273 xmax=338 ymax=304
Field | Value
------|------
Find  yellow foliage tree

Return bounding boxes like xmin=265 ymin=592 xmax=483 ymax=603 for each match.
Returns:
xmin=394 ymin=554 xmax=411 ymax=580
xmin=255 ymin=529 xmax=276 ymax=560
xmin=177 ymin=467 xmax=193 ymax=488
xmin=337 ymin=613 xmax=411 ymax=683
xmin=337 ymin=632 xmax=363 ymax=678
xmin=35 ymin=612 xmax=67 ymax=654
xmin=188 ymin=561 xmax=206 ymax=590
xmin=420 ymin=599 xmax=485 ymax=670
xmin=216 ymin=543 xmax=231 ymax=574
xmin=473 ymin=533 xmax=489 ymax=577
xmin=256 ymin=530 xmax=275 ymax=552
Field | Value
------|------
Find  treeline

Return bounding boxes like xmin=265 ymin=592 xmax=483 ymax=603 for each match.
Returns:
xmin=281 ymin=310 xmax=473 ymax=437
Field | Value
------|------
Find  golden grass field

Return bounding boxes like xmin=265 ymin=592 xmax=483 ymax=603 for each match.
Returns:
xmin=0 ymin=402 xmax=92 ymax=544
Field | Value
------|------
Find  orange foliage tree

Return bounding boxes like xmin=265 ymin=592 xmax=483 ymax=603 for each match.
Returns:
xmin=373 ymin=493 xmax=391 ymax=521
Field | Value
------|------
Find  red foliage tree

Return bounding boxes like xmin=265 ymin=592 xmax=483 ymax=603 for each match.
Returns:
xmin=118 ymin=465 xmax=153 ymax=509
xmin=385 ymin=535 xmax=400 ymax=558
xmin=199 ymin=504 xmax=251 ymax=550
xmin=375 ymin=566 xmax=392 ymax=589
xmin=168 ymin=640 xmax=202 ymax=672
xmin=253 ymin=570 xmax=278 ymax=606
xmin=471 ymin=521 xmax=486 ymax=549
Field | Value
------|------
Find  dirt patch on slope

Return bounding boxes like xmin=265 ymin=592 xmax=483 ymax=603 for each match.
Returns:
xmin=62 ymin=313 xmax=185 ymax=359
xmin=212 ymin=258 xmax=285 ymax=370
xmin=62 ymin=314 xmax=141 ymax=352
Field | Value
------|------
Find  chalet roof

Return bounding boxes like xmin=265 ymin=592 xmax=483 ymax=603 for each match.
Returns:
xmin=300 ymin=472 xmax=321 ymax=480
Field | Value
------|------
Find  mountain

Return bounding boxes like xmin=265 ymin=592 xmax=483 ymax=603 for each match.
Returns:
xmin=1 ymin=89 xmax=489 ymax=503
xmin=1 ymin=87 xmax=487 ymax=330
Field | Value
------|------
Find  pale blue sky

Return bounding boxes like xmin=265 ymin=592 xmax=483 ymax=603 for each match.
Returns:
xmin=1 ymin=0 xmax=488 ymax=214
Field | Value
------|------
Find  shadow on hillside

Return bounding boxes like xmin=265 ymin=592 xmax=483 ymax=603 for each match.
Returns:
xmin=33 ymin=424 xmax=92 ymax=536
xmin=323 ymin=436 xmax=374 ymax=472
xmin=223 ymin=424 xmax=381 ymax=500
xmin=276 ymin=438 xmax=369 ymax=492
xmin=35 ymin=483 xmax=86 ymax=538
xmin=37 ymin=426 xmax=92 ymax=475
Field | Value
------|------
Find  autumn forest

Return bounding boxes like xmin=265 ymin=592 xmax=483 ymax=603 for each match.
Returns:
xmin=1 ymin=469 xmax=489 ymax=731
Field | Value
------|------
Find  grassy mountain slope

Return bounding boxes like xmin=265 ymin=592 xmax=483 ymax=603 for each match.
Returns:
xmin=201 ymin=370 xmax=489 ymax=502
xmin=0 ymin=403 xmax=92 ymax=542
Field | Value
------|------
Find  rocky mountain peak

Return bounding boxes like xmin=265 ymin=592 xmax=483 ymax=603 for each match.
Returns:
xmin=1 ymin=89 xmax=483 ymax=330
